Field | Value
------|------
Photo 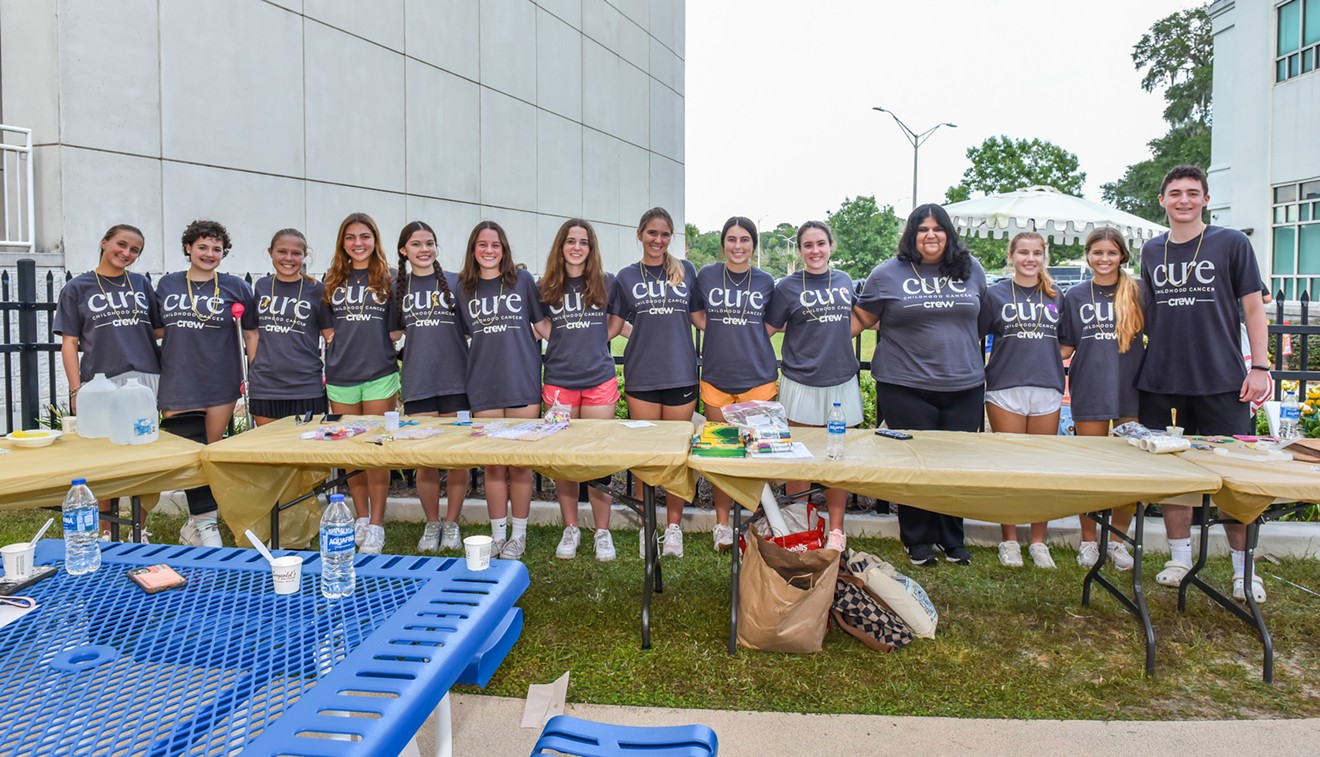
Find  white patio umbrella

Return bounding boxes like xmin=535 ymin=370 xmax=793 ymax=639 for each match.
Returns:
xmin=943 ymin=185 xmax=1167 ymax=247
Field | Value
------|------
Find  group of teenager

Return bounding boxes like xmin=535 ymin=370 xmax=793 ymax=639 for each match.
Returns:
xmin=53 ymin=164 xmax=1273 ymax=602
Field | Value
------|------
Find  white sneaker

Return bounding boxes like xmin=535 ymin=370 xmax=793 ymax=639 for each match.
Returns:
xmin=998 ymin=540 xmax=1023 ymax=567
xmin=825 ymin=529 xmax=847 ymax=552
xmin=1108 ymin=543 xmax=1134 ymax=572
xmin=556 ymin=526 xmax=581 ymax=559
xmin=1028 ymin=542 xmax=1056 ymax=569
xmin=180 ymin=517 xmax=222 ymax=548
xmin=1232 ymin=574 xmax=1266 ymax=603
xmin=353 ymin=517 xmax=369 ymax=547
xmin=595 ymin=529 xmax=617 ymax=561
xmin=179 ymin=521 xmax=202 ymax=546
xmin=1156 ymin=560 xmax=1192 ymax=587
xmin=501 ymin=534 xmax=526 ymax=561
xmin=417 ymin=521 xmax=441 ymax=552
xmin=361 ymin=524 xmax=385 ymax=555
xmin=662 ymin=524 xmax=684 ymax=558
xmin=712 ymin=523 xmax=734 ymax=552
xmin=440 ymin=521 xmax=461 ymax=551
xmin=492 ymin=538 xmax=506 ymax=558
xmin=640 ymin=530 xmax=658 ymax=559
xmin=1076 ymin=541 xmax=1100 ymax=568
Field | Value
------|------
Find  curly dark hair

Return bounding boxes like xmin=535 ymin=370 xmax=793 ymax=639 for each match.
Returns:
xmin=896 ymin=204 xmax=971 ymax=281
xmin=181 ymin=219 xmax=232 ymax=255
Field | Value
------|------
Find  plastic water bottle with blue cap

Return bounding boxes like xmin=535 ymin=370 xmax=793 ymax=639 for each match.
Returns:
xmin=63 ymin=478 xmax=101 ymax=575
xmin=827 ymin=402 xmax=846 ymax=460
xmin=320 ymin=493 xmax=356 ymax=598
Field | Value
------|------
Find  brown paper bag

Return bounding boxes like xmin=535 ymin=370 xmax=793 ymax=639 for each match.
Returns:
xmin=736 ymin=525 xmax=840 ymax=653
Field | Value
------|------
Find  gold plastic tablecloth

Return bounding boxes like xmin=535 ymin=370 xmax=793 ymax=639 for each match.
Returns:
xmin=690 ymin=429 xmax=1223 ymax=523
xmin=1176 ymin=444 xmax=1320 ymax=523
xmin=0 ymin=431 xmax=205 ymax=511
xmin=202 ymin=417 xmax=697 ymax=548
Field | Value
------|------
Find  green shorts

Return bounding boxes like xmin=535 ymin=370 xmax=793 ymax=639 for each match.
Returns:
xmin=326 ymin=372 xmax=400 ymax=404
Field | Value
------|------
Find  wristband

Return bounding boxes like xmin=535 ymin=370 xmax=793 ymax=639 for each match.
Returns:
xmin=1250 ymin=365 xmax=1270 ymax=372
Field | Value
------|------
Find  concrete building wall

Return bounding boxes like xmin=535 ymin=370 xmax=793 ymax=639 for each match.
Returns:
xmin=0 ymin=0 xmax=686 ymax=277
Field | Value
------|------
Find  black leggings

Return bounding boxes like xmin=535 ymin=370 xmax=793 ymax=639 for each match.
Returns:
xmin=159 ymin=412 xmax=219 ymax=517
xmin=876 ymin=382 xmax=985 ymax=550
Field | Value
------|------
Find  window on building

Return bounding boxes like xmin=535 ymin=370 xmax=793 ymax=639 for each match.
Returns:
xmin=1271 ymin=179 xmax=1320 ymax=299
xmin=1277 ymin=0 xmax=1320 ymax=82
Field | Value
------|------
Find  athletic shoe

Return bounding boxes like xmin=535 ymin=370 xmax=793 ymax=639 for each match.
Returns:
xmin=361 ymin=525 xmax=385 ymax=555
xmin=1028 ymin=542 xmax=1056 ymax=569
xmin=941 ymin=545 xmax=972 ymax=565
xmin=1232 ymin=575 xmax=1266 ymax=603
xmin=492 ymin=538 xmax=506 ymax=558
xmin=440 ymin=521 xmax=462 ymax=551
xmin=501 ymin=535 xmax=526 ymax=561
xmin=908 ymin=543 xmax=939 ymax=567
xmin=712 ymin=523 xmax=734 ymax=552
xmin=417 ymin=521 xmax=441 ymax=552
xmin=662 ymin=524 xmax=684 ymax=558
xmin=595 ymin=529 xmax=617 ymax=562
xmin=825 ymin=529 xmax=847 ymax=552
xmin=1076 ymin=541 xmax=1100 ymax=568
xmin=1108 ymin=543 xmax=1134 ymax=572
xmin=1155 ymin=560 xmax=1192 ymax=587
xmin=353 ymin=517 xmax=369 ymax=547
xmin=180 ymin=517 xmax=223 ymax=548
xmin=997 ymin=540 xmax=1023 ymax=567
xmin=556 ymin=526 xmax=581 ymax=559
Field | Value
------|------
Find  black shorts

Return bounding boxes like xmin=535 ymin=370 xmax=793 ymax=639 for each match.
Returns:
xmin=1138 ymin=390 xmax=1253 ymax=436
xmin=626 ymin=384 xmax=699 ymax=407
xmin=403 ymin=393 xmax=471 ymax=415
xmin=249 ymin=394 xmax=328 ymax=420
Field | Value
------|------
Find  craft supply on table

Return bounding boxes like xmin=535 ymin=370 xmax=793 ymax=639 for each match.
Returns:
xmin=300 ymin=422 xmax=378 ymax=440
xmin=691 ymin=422 xmax=746 ymax=457
xmin=478 ymin=421 xmax=569 ymax=441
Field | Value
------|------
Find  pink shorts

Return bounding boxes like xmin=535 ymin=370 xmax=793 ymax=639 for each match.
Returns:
xmin=543 ymin=377 xmax=620 ymax=408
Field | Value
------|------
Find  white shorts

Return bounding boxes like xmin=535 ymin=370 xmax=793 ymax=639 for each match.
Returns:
xmin=778 ymin=375 xmax=864 ymax=426
xmin=986 ymin=386 xmax=1062 ymax=417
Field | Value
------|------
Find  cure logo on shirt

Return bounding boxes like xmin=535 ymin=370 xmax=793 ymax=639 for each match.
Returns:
xmin=162 ymin=293 xmax=225 ymax=324
xmin=331 ymin=285 xmax=387 ymax=321
xmin=798 ymin=285 xmax=852 ymax=323
xmin=706 ymin=287 xmax=765 ymax=311
xmin=1148 ymin=260 xmax=1216 ymax=290
xmin=400 ymin=288 xmax=457 ymax=326
xmin=1078 ymin=301 xmax=1118 ymax=340
xmin=902 ymin=277 xmax=968 ymax=296
xmin=1000 ymin=301 xmax=1059 ymax=325
xmin=631 ymin=280 xmax=688 ymax=316
xmin=87 ymin=290 xmax=150 ymax=315
xmin=259 ymin=293 xmax=314 ymax=332
xmin=549 ymin=292 xmax=600 ymax=330
xmin=468 ymin=292 xmax=523 ymax=334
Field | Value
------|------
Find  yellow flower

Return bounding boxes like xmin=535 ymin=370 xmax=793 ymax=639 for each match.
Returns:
xmin=1305 ymin=405 xmax=1316 ymax=416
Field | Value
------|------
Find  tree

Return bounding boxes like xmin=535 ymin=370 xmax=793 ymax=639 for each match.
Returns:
xmin=945 ymin=136 xmax=1087 ymax=202
xmin=825 ymin=196 xmax=902 ymax=280
xmin=1101 ymin=3 xmax=1212 ymax=222
xmin=684 ymin=223 xmax=720 ymax=270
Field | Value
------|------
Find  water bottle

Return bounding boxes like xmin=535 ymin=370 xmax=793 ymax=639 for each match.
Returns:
xmin=109 ymin=378 xmax=159 ymax=445
xmin=63 ymin=478 xmax=101 ymax=575
xmin=76 ymin=373 xmax=117 ymax=438
xmin=826 ymin=402 xmax=846 ymax=460
xmin=1279 ymin=390 xmax=1301 ymax=440
xmin=320 ymin=493 xmax=356 ymax=599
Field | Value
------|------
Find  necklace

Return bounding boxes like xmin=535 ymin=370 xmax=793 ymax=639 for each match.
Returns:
xmin=471 ymin=277 xmax=505 ymax=327
xmin=1088 ymin=281 xmax=1115 ymax=335
xmin=1010 ymin=281 xmax=1042 ymax=335
xmin=339 ymin=270 xmax=374 ymax=319
xmin=561 ymin=278 xmax=592 ymax=329
xmin=94 ymin=271 xmax=141 ymax=321
xmin=639 ymin=260 xmax=666 ymax=287
xmin=408 ymin=271 xmax=441 ymax=319
xmin=1162 ymin=225 xmax=1207 ymax=288
xmin=722 ymin=264 xmax=754 ymax=320
xmin=909 ymin=260 xmax=950 ymax=290
xmin=266 ymin=276 xmax=306 ymax=330
xmin=188 ymin=274 xmax=221 ymax=324
xmin=800 ymin=268 xmax=836 ymax=322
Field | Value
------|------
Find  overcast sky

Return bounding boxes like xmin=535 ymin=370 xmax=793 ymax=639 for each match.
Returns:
xmin=684 ymin=0 xmax=1202 ymax=232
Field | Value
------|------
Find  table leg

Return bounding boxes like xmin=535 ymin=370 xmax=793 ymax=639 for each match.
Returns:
xmin=1179 ymin=494 xmax=1214 ymax=612
xmin=131 ymin=496 xmax=144 ymax=543
xmin=1080 ymin=504 xmax=1156 ymax=676
xmin=729 ymin=498 xmax=740 ymax=655
xmin=433 ymin=692 xmax=452 ymax=757
xmin=642 ymin=483 xmax=656 ymax=650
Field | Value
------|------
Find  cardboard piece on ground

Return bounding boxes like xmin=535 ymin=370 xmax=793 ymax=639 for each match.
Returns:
xmin=520 ymin=672 xmax=570 ymax=728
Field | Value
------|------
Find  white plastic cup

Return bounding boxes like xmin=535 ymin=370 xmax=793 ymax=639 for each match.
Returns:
xmin=1166 ymin=425 xmax=1184 ymax=438
xmin=464 ymin=535 xmax=493 ymax=571
xmin=270 ymin=555 xmax=303 ymax=594
xmin=456 ymin=410 xmax=472 ymax=425
xmin=384 ymin=411 xmax=400 ymax=431
xmin=62 ymin=416 xmax=78 ymax=436
xmin=1 ymin=543 xmax=35 ymax=578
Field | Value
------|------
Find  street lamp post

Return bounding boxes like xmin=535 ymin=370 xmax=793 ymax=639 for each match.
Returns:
xmin=872 ymin=107 xmax=957 ymax=211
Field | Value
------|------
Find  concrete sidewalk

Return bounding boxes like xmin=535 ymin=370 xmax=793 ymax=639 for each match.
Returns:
xmin=428 ymin=693 xmax=1318 ymax=755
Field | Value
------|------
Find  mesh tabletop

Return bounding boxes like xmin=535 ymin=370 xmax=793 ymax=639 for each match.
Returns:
xmin=0 ymin=541 xmax=529 ymax=756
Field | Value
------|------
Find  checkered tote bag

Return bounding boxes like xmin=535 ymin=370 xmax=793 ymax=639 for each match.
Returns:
xmin=831 ymin=573 xmax=915 ymax=652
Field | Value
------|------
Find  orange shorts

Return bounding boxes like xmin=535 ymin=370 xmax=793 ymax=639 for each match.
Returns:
xmin=700 ymin=380 xmax=777 ymax=409
xmin=543 ymin=376 xmax=621 ymax=408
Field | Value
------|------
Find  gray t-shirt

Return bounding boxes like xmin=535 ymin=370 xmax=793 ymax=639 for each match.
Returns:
xmin=243 ymin=275 xmax=334 ymax=400
xmin=978 ymin=280 xmax=1065 ymax=393
xmin=324 ymin=269 xmax=398 ymax=386
xmin=396 ymin=270 xmax=468 ymax=402
xmin=764 ymin=269 xmax=859 ymax=387
xmin=155 ymin=272 xmax=254 ymax=410
xmin=541 ymin=273 xmax=617 ymax=390
xmin=54 ymin=271 xmax=162 ymax=382
xmin=1059 ymin=281 xmax=1146 ymax=421
xmin=457 ymin=269 xmax=546 ymax=411
xmin=857 ymin=257 xmax=988 ymax=391
xmin=1138 ymin=225 xmax=1264 ymax=395
xmin=693 ymin=263 xmax=778 ymax=392
xmin=608 ymin=260 xmax=699 ymax=392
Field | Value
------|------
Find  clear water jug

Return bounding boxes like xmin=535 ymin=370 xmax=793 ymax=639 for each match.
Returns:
xmin=76 ymin=373 xmax=117 ymax=439
xmin=109 ymin=378 xmax=159 ymax=445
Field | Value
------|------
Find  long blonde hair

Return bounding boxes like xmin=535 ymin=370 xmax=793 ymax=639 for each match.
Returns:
xmin=637 ymin=207 xmax=684 ymax=287
xmin=1008 ymin=232 xmax=1058 ymax=299
xmin=1084 ymin=227 xmax=1143 ymax=353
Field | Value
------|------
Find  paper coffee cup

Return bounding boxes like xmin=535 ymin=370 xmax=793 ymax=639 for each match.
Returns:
xmin=62 ymin=416 xmax=78 ymax=435
xmin=464 ymin=535 xmax=492 ymax=571
xmin=2 ymin=543 xmax=35 ymax=578
xmin=384 ymin=411 xmax=400 ymax=431
xmin=271 ymin=555 xmax=303 ymax=594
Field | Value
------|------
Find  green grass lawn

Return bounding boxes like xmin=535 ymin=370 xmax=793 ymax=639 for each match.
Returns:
xmin=4 ymin=509 xmax=1316 ymax=720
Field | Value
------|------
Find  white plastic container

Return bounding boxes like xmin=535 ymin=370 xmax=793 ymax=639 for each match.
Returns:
xmin=109 ymin=378 xmax=159 ymax=445
xmin=76 ymin=373 xmax=117 ymax=439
